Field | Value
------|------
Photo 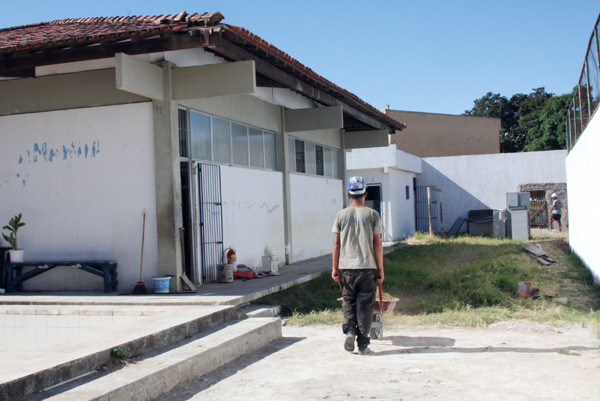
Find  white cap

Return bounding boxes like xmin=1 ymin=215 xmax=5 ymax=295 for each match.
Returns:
xmin=551 ymin=193 xmax=557 ymax=198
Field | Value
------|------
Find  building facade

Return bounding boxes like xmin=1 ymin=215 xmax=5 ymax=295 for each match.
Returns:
xmin=384 ymin=109 xmax=500 ymax=157
xmin=0 ymin=12 xmax=404 ymax=291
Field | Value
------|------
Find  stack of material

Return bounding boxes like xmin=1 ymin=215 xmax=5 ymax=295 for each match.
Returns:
xmin=521 ymin=243 xmax=557 ymax=265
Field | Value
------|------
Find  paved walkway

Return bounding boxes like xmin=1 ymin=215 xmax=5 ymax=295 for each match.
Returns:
xmin=0 ymin=254 xmax=334 ymax=393
xmin=0 ymin=253 xmax=332 ymax=306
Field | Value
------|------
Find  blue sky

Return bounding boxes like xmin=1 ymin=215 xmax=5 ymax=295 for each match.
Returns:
xmin=2 ymin=1 xmax=598 ymax=114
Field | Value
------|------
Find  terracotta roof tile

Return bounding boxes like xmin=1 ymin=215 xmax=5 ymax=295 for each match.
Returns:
xmin=0 ymin=11 xmax=403 ymax=131
xmin=0 ymin=12 xmax=224 ymax=54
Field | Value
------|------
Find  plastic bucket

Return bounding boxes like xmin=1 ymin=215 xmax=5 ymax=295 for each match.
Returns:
xmin=153 ymin=276 xmax=171 ymax=293
xmin=261 ymin=256 xmax=278 ymax=273
xmin=217 ymin=264 xmax=234 ymax=283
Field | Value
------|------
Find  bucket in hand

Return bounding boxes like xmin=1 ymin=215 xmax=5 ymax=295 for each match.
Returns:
xmin=153 ymin=276 xmax=171 ymax=293
xmin=217 ymin=264 xmax=234 ymax=283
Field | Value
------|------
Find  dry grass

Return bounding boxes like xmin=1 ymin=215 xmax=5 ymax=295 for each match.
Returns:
xmin=258 ymin=234 xmax=600 ymax=333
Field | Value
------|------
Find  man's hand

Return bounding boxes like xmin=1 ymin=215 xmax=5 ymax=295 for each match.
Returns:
xmin=377 ymin=269 xmax=385 ymax=284
xmin=332 ymin=268 xmax=341 ymax=283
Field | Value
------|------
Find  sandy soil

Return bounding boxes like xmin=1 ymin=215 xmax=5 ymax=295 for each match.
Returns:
xmin=165 ymin=321 xmax=600 ymax=401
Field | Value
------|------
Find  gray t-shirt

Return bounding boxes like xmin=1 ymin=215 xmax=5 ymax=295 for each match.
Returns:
xmin=552 ymin=198 xmax=562 ymax=215
xmin=332 ymin=205 xmax=383 ymax=270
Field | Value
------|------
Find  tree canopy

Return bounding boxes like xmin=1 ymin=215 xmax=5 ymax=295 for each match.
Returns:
xmin=464 ymin=87 xmax=571 ymax=153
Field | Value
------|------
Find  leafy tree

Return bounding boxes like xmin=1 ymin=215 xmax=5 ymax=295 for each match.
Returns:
xmin=465 ymin=87 xmax=570 ymax=153
xmin=524 ymin=93 xmax=571 ymax=151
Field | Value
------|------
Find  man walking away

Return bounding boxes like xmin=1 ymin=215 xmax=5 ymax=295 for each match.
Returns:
xmin=550 ymin=193 xmax=562 ymax=231
xmin=332 ymin=176 xmax=384 ymax=355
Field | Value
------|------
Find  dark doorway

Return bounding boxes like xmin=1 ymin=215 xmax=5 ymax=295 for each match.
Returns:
xmin=180 ymin=162 xmax=194 ymax=281
xmin=365 ymin=184 xmax=382 ymax=215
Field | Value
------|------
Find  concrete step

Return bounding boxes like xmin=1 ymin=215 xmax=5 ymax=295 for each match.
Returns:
xmin=242 ymin=304 xmax=282 ymax=318
xmin=2 ymin=305 xmax=240 ymax=401
xmin=38 ymin=317 xmax=282 ymax=401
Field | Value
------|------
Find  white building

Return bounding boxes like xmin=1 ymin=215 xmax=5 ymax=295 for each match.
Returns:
xmin=0 ymin=12 xmax=404 ymax=291
xmin=346 ymin=145 xmax=422 ymax=241
xmin=565 ymin=13 xmax=600 ymax=283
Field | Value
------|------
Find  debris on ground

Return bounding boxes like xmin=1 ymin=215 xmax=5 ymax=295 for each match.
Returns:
xmin=514 ymin=281 xmax=540 ymax=298
xmin=521 ymin=243 xmax=557 ymax=265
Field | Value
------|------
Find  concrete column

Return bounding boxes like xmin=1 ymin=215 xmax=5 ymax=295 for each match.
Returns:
xmin=340 ymin=128 xmax=348 ymax=207
xmin=279 ymin=107 xmax=294 ymax=264
xmin=152 ymin=61 xmax=184 ymax=290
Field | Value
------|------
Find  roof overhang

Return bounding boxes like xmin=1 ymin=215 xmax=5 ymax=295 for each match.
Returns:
xmin=0 ymin=12 xmax=405 ymax=133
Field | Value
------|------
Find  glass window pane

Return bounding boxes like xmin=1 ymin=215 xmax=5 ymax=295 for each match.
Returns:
xmin=178 ymin=109 xmax=188 ymax=158
xmin=232 ymin=123 xmax=248 ymax=166
xmin=324 ymin=147 xmax=333 ymax=177
xmin=264 ymin=133 xmax=278 ymax=170
xmin=190 ymin=112 xmax=211 ymax=160
xmin=331 ymin=149 xmax=339 ymax=178
xmin=288 ymin=137 xmax=296 ymax=172
xmin=305 ymin=142 xmax=316 ymax=175
xmin=295 ymin=139 xmax=305 ymax=173
xmin=315 ymin=145 xmax=324 ymax=176
xmin=212 ymin=117 xmax=231 ymax=163
xmin=249 ymin=128 xmax=264 ymax=168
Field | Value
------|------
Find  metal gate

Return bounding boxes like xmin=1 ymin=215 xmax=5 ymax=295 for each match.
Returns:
xmin=415 ymin=186 xmax=443 ymax=234
xmin=197 ymin=163 xmax=224 ymax=283
xmin=529 ymin=191 xmax=548 ymax=227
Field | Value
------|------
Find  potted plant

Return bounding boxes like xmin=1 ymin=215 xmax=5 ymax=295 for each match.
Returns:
xmin=3 ymin=213 xmax=25 ymax=263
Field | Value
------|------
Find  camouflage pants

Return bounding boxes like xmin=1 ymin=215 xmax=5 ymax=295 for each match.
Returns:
xmin=341 ymin=269 xmax=377 ymax=349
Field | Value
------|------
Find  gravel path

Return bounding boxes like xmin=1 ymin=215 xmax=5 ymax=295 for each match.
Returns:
xmin=164 ymin=321 xmax=600 ymax=401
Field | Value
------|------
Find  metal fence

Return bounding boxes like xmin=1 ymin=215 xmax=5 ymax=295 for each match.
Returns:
xmin=197 ymin=163 xmax=224 ymax=283
xmin=567 ymin=13 xmax=600 ymax=151
xmin=415 ymin=186 xmax=443 ymax=234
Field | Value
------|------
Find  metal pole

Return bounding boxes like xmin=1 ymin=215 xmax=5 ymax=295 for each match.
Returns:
xmin=566 ymin=112 xmax=570 ymax=151
xmin=585 ymin=61 xmax=592 ymax=125
xmin=596 ymin=27 xmax=600 ymax=78
xmin=439 ymin=190 xmax=444 ymax=235
xmin=427 ymin=187 xmax=433 ymax=235
xmin=577 ymin=83 xmax=583 ymax=136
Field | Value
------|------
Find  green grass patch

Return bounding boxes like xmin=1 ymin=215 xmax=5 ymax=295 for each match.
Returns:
xmin=255 ymin=235 xmax=600 ymax=330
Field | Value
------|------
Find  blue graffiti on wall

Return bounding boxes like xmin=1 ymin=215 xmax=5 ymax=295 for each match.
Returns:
xmin=18 ymin=140 xmax=101 ymax=165
xmin=5 ymin=140 xmax=101 ymax=188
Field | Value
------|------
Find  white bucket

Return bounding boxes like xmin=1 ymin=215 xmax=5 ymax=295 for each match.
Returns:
xmin=217 ymin=264 xmax=234 ymax=283
xmin=261 ymin=256 xmax=278 ymax=273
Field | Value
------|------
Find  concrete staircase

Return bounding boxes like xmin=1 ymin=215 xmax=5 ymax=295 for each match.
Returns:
xmin=6 ymin=306 xmax=282 ymax=401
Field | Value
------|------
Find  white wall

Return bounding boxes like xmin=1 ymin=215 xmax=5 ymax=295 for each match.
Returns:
xmin=420 ymin=150 xmax=568 ymax=232
xmin=0 ymin=103 xmax=159 ymax=291
xmin=388 ymin=169 xmax=417 ymax=239
xmin=221 ymin=166 xmax=285 ymax=270
xmin=566 ymin=111 xmax=600 ymax=283
xmin=346 ymin=145 xmax=422 ymax=173
xmin=346 ymin=168 xmax=416 ymax=241
xmin=289 ymin=174 xmax=343 ymax=261
xmin=346 ymin=145 xmax=420 ymax=240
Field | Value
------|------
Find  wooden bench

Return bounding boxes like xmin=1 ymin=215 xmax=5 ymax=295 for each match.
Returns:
xmin=5 ymin=260 xmax=118 ymax=293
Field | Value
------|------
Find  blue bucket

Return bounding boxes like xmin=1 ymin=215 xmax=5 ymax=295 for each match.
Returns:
xmin=153 ymin=276 xmax=171 ymax=293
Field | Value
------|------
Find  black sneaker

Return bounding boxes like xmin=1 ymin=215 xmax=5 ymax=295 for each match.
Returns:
xmin=344 ymin=332 xmax=356 ymax=352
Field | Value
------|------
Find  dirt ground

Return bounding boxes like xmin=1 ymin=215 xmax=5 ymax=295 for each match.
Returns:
xmin=165 ymin=321 xmax=600 ymax=401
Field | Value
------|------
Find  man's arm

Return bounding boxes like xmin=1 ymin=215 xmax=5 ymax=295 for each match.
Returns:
xmin=373 ymin=234 xmax=384 ymax=283
xmin=332 ymin=232 xmax=341 ymax=282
